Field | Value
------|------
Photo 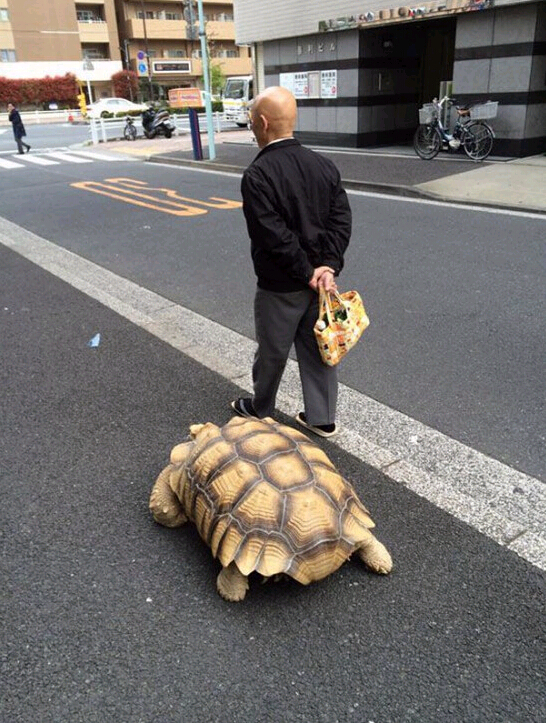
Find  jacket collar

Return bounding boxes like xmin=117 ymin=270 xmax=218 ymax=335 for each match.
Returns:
xmin=255 ymin=137 xmax=300 ymax=160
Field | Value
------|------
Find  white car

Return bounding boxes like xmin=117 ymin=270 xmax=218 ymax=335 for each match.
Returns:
xmin=87 ymin=97 xmax=148 ymax=118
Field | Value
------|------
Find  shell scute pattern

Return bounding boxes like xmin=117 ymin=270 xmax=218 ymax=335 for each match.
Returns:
xmin=177 ymin=417 xmax=378 ymax=584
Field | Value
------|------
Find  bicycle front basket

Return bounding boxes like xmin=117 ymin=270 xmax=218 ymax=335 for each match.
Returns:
xmin=470 ymin=101 xmax=498 ymax=120
xmin=419 ymin=103 xmax=437 ymax=124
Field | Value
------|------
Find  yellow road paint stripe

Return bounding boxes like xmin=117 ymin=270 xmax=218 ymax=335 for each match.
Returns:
xmin=71 ymin=177 xmax=242 ymax=216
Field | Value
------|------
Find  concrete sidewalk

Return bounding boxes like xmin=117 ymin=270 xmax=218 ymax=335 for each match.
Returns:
xmin=97 ymin=128 xmax=546 ymax=214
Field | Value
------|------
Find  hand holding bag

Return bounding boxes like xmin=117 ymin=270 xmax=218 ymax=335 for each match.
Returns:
xmin=314 ymin=288 xmax=369 ymax=366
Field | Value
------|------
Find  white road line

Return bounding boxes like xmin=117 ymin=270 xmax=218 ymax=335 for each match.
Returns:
xmin=148 ymin=162 xmax=546 ymax=222
xmin=0 ymin=157 xmax=24 ymax=169
xmin=67 ymin=150 xmax=125 ymax=162
xmin=43 ymin=151 xmax=93 ymax=163
xmin=0 ymin=215 xmax=544 ymax=571
xmin=14 ymin=154 xmax=59 ymax=166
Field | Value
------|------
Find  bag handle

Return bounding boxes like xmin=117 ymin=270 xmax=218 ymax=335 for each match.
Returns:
xmin=319 ymin=288 xmax=349 ymax=322
xmin=319 ymin=288 xmax=334 ymax=325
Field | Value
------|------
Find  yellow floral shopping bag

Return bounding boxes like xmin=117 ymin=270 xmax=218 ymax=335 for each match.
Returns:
xmin=314 ymin=288 xmax=369 ymax=366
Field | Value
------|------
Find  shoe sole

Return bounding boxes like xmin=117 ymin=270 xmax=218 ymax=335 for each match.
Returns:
xmin=230 ymin=400 xmax=259 ymax=419
xmin=295 ymin=413 xmax=337 ymax=438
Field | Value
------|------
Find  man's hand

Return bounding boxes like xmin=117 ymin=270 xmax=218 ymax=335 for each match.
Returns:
xmin=309 ymin=266 xmax=337 ymax=292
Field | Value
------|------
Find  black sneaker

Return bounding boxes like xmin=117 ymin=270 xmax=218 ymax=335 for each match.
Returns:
xmin=295 ymin=412 xmax=337 ymax=438
xmin=231 ymin=397 xmax=260 ymax=419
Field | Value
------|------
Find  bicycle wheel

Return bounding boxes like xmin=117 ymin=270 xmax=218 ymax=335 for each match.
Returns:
xmin=463 ymin=122 xmax=493 ymax=161
xmin=413 ymin=124 xmax=441 ymax=160
xmin=124 ymin=125 xmax=136 ymax=141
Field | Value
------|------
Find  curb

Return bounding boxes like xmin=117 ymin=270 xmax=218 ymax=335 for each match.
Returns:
xmin=145 ymin=153 xmax=546 ymax=215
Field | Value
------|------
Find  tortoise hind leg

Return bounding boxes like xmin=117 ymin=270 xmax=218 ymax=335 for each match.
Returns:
xmin=356 ymin=531 xmax=393 ymax=575
xmin=216 ymin=562 xmax=249 ymax=602
xmin=149 ymin=466 xmax=188 ymax=528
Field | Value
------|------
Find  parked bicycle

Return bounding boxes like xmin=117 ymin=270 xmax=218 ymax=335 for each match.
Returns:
xmin=123 ymin=115 xmax=137 ymax=141
xmin=413 ymin=96 xmax=497 ymax=161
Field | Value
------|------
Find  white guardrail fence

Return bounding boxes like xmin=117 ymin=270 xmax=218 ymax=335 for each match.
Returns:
xmin=87 ymin=112 xmax=226 ymax=144
xmin=0 ymin=109 xmax=78 ymax=126
xmin=0 ymin=109 xmax=235 ymax=143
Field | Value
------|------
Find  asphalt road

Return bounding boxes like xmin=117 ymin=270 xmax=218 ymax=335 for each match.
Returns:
xmin=0 ymin=158 xmax=543 ymax=481
xmin=1 ymin=156 xmax=545 ymax=722
xmin=2 ymin=242 xmax=545 ymax=723
xmin=0 ymin=122 xmax=91 ymax=153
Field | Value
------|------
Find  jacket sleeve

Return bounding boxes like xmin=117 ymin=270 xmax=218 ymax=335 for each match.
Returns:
xmin=241 ymin=167 xmax=314 ymax=285
xmin=320 ymin=172 xmax=352 ymax=275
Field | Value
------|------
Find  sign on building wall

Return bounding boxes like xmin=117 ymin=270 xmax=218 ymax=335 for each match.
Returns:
xmin=280 ymin=70 xmax=337 ymax=99
xmin=318 ymin=0 xmax=494 ymax=32
xmin=152 ymin=60 xmax=192 ymax=74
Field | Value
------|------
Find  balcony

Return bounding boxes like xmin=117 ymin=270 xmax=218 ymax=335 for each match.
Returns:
xmin=130 ymin=55 xmax=251 ymax=79
xmin=206 ymin=21 xmax=235 ymax=41
xmin=78 ymin=20 xmax=110 ymax=44
xmin=158 ymin=56 xmax=250 ymax=77
xmin=124 ymin=18 xmax=235 ymax=42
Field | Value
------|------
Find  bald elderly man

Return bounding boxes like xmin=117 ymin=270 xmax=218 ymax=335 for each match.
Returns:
xmin=231 ymin=86 xmax=352 ymax=437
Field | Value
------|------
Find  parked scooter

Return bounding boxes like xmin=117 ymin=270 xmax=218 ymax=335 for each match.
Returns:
xmin=141 ymin=106 xmax=175 ymax=139
xmin=124 ymin=115 xmax=137 ymax=141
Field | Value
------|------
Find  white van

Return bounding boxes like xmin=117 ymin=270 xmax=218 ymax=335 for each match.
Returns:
xmin=223 ymin=75 xmax=253 ymax=127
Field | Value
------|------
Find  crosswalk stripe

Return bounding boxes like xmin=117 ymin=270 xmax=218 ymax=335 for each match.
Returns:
xmin=43 ymin=152 xmax=93 ymax=164
xmin=0 ymin=157 xmax=24 ymax=169
xmin=68 ymin=150 xmax=122 ymax=162
xmin=13 ymin=154 xmax=59 ymax=166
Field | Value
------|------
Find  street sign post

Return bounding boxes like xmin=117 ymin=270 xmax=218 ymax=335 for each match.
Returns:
xmin=196 ymin=0 xmax=216 ymax=160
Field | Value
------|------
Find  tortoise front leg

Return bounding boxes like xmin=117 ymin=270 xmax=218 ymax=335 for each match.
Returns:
xmin=149 ymin=465 xmax=188 ymax=528
xmin=355 ymin=531 xmax=393 ymax=575
xmin=216 ymin=562 xmax=249 ymax=601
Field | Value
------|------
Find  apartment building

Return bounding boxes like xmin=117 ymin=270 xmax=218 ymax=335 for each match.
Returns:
xmin=0 ymin=0 xmax=122 ymax=99
xmin=0 ymin=0 xmax=249 ymax=103
xmin=114 ymin=1 xmax=251 ymax=98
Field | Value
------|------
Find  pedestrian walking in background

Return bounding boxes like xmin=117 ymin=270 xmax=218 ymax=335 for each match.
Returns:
xmin=7 ymin=103 xmax=30 ymax=154
xmin=231 ymin=86 xmax=352 ymax=437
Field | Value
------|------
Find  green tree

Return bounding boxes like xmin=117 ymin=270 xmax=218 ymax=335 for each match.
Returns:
xmin=209 ymin=63 xmax=225 ymax=96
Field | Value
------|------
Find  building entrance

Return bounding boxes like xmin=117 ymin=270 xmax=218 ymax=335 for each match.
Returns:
xmin=419 ymin=18 xmax=456 ymax=106
xmin=358 ymin=18 xmax=456 ymax=146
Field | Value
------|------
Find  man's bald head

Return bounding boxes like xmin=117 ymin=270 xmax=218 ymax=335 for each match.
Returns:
xmin=250 ymin=86 xmax=297 ymax=148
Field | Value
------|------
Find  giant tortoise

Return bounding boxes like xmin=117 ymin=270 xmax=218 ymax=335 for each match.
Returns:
xmin=149 ymin=416 xmax=392 ymax=601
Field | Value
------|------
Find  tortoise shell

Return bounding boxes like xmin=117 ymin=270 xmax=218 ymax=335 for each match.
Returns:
xmin=166 ymin=416 xmax=376 ymax=584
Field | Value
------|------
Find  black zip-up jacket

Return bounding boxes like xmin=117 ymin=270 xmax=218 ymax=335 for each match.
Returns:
xmin=241 ymin=138 xmax=352 ymax=292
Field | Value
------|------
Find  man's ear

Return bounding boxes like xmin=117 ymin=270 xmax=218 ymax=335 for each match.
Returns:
xmin=259 ymin=113 xmax=268 ymax=131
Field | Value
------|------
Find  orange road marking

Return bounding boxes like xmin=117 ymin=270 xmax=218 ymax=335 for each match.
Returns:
xmin=71 ymin=177 xmax=242 ymax=216
xmin=106 ymin=178 xmax=243 ymax=209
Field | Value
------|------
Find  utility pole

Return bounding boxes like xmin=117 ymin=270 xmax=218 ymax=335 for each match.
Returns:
xmin=139 ymin=0 xmax=154 ymax=101
xmin=196 ymin=0 xmax=216 ymax=160
xmin=119 ymin=40 xmax=133 ymax=101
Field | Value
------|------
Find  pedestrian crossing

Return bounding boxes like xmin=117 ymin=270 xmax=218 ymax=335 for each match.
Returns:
xmin=0 ymin=149 xmax=126 ymax=170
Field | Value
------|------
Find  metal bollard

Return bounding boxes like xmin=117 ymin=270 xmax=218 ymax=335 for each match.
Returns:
xmin=188 ymin=108 xmax=203 ymax=161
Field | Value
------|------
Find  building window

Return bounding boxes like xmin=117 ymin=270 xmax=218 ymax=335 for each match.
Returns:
xmin=0 ymin=49 xmax=16 ymax=61
xmin=167 ymin=49 xmax=186 ymax=58
xmin=165 ymin=12 xmax=182 ymax=20
xmin=205 ymin=12 xmax=233 ymax=22
xmin=0 ymin=8 xmax=8 ymax=21
xmin=82 ymin=46 xmax=108 ymax=60
xmin=213 ymin=49 xmax=238 ymax=59
xmin=76 ymin=4 xmax=104 ymax=22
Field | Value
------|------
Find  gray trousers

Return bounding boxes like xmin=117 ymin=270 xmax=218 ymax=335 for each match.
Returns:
xmin=252 ymin=287 xmax=338 ymax=425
